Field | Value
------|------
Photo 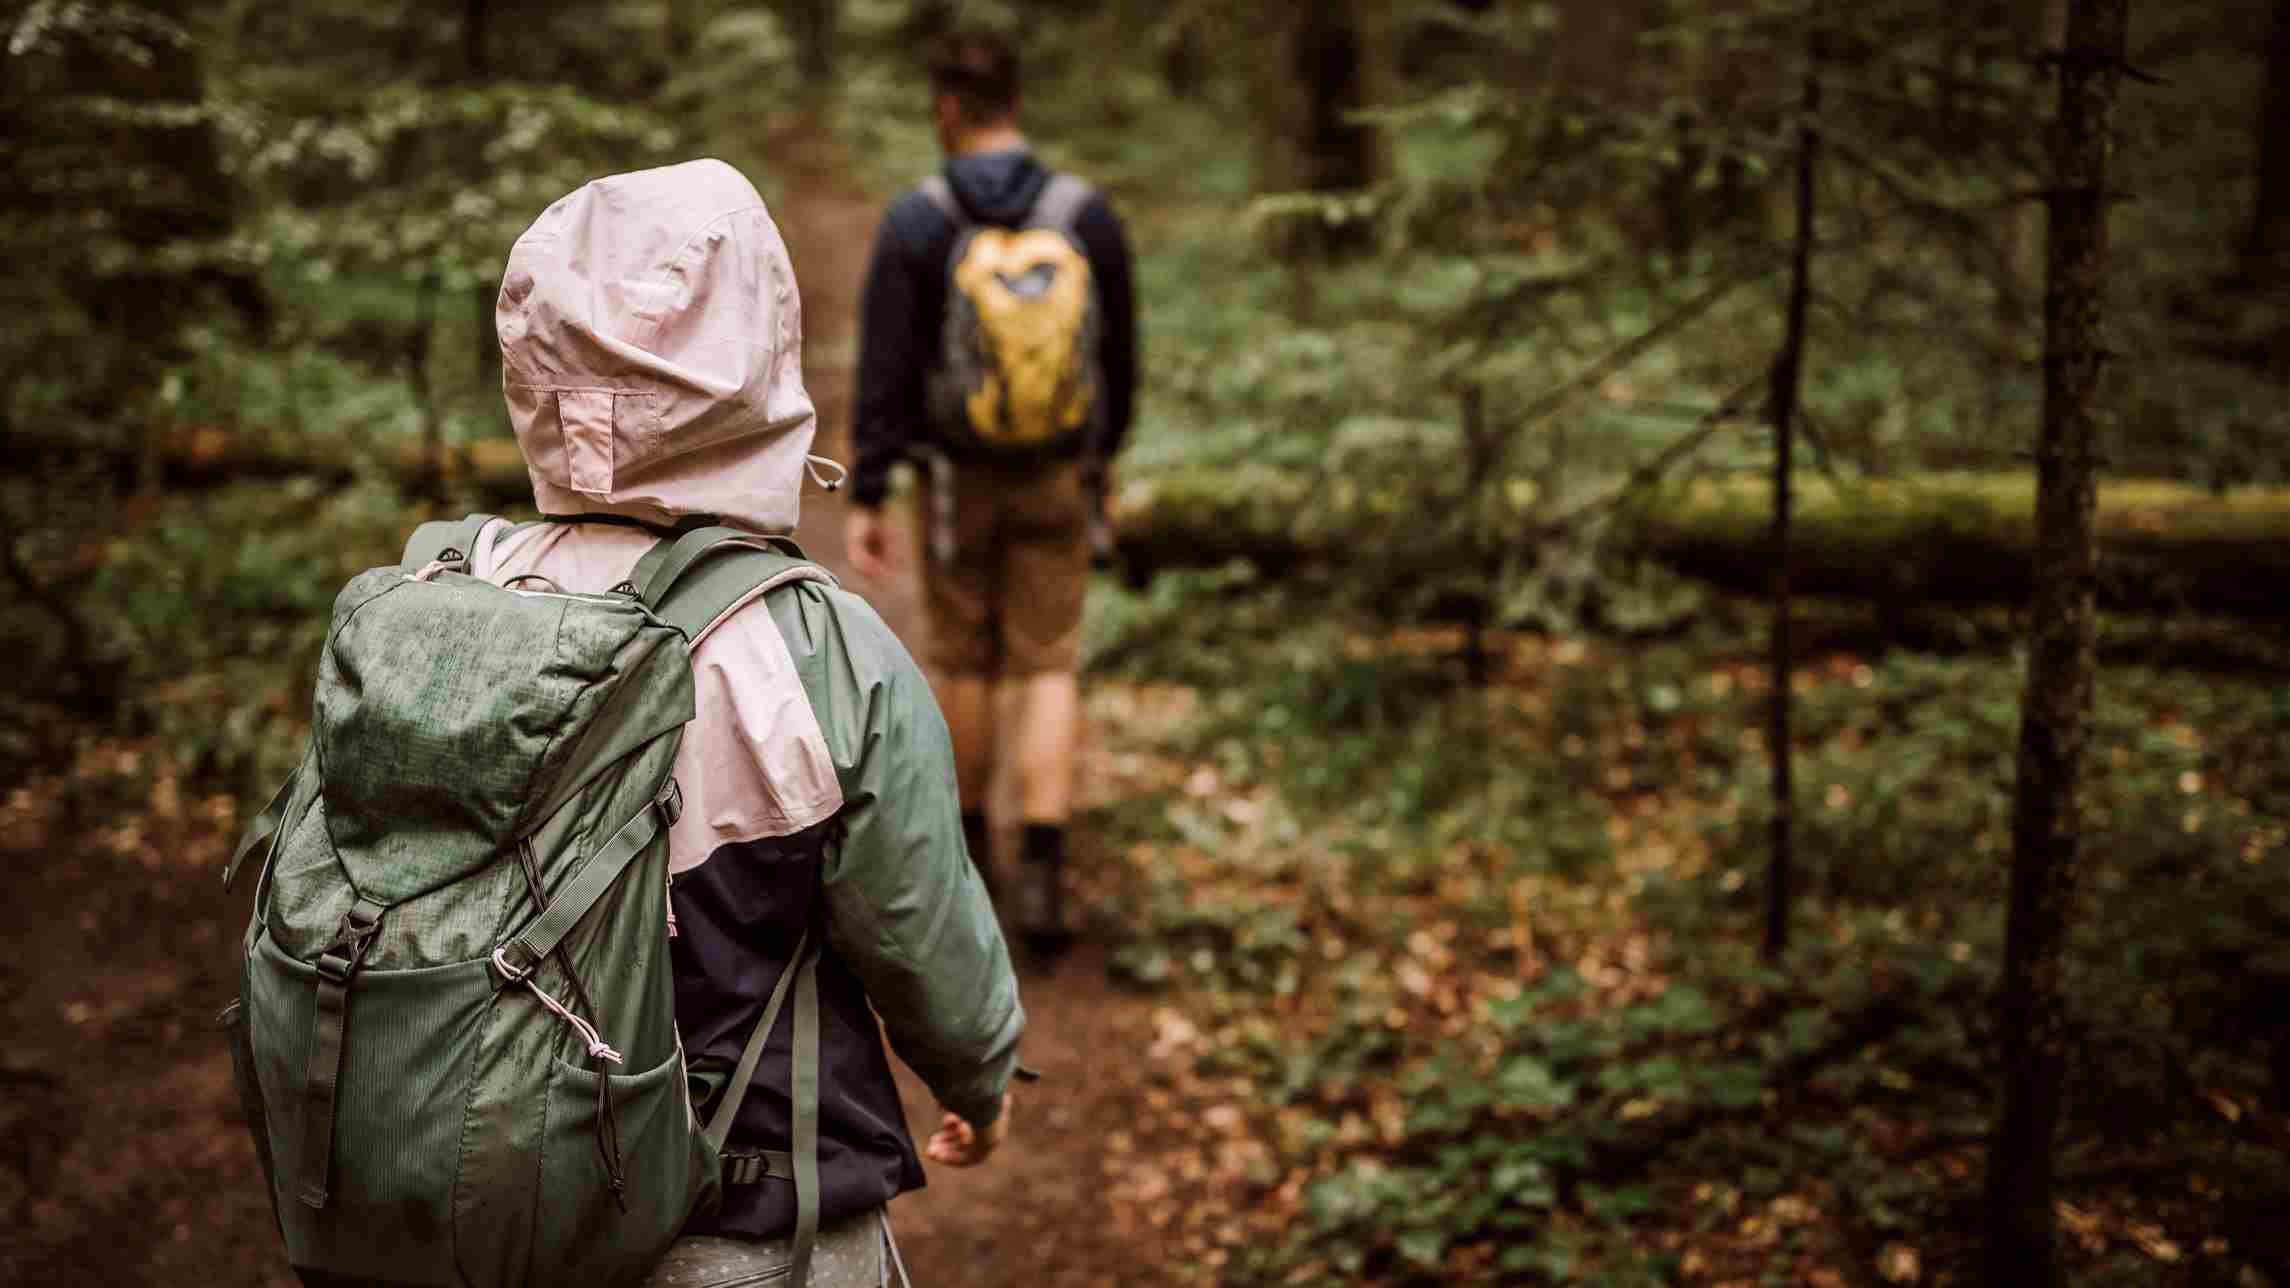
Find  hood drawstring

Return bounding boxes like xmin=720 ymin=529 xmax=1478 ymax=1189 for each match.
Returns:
xmin=805 ymin=454 xmax=848 ymax=493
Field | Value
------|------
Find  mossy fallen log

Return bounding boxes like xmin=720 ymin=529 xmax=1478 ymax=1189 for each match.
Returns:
xmin=1109 ymin=468 xmax=2290 ymax=620
xmin=88 ymin=428 xmax=2290 ymax=619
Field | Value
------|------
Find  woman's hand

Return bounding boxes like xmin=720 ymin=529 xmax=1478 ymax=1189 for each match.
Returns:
xmin=923 ymin=1093 xmax=1010 ymax=1168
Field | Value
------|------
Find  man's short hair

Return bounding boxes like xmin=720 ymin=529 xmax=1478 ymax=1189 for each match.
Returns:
xmin=926 ymin=30 xmax=1020 ymax=125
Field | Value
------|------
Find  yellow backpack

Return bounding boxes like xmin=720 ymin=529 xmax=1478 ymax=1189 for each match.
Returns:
xmin=922 ymin=172 xmax=1101 ymax=454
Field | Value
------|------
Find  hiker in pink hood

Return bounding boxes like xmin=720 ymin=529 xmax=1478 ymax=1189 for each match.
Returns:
xmin=481 ymin=159 xmax=1024 ymax=1284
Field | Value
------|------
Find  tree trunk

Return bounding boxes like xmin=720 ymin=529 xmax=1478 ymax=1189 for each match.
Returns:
xmin=785 ymin=0 xmax=836 ymax=87
xmin=2244 ymin=0 xmax=2290 ymax=286
xmin=463 ymin=0 xmax=497 ymax=398
xmin=1460 ymin=383 xmax=1496 ymax=687
xmin=1252 ymin=0 xmax=1393 ymax=257
xmin=1763 ymin=20 xmax=1821 ymax=963
xmin=663 ymin=0 xmax=698 ymax=61
xmin=1992 ymin=0 xmax=2071 ymax=432
xmin=1981 ymin=0 xmax=2127 ymax=1281
xmin=409 ymin=271 xmax=444 ymax=499
xmin=1352 ymin=0 xmax=1399 ymax=186
xmin=475 ymin=278 xmax=500 ymax=399
xmin=1253 ymin=4 xmax=1384 ymax=193
xmin=463 ymin=0 xmax=489 ymax=78
xmin=1549 ymin=0 xmax=1657 ymax=105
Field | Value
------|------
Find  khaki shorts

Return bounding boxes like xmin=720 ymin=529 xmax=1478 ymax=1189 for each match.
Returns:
xmin=917 ymin=456 xmax=1092 ymax=677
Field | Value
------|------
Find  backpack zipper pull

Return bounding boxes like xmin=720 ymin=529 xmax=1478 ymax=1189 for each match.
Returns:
xmin=665 ymin=871 xmax=679 ymax=939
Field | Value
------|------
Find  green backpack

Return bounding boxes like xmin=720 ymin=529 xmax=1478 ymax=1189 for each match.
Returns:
xmin=220 ymin=515 xmax=838 ymax=1288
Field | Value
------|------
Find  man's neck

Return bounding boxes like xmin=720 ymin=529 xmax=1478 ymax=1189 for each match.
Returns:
xmin=948 ymin=123 xmax=1027 ymax=158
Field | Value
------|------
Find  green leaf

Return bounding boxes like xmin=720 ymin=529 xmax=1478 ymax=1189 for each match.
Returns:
xmin=1495 ymin=1054 xmax=1577 ymax=1110
xmin=1397 ymin=1228 xmax=1448 ymax=1267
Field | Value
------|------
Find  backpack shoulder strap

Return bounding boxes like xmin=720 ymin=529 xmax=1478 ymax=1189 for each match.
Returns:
xmin=918 ymin=174 xmax=968 ymax=229
xmin=634 ymin=526 xmax=838 ymax=643
xmin=707 ymin=927 xmax=824 ymax=1285
xmin=400 ymin=513 xmax=503 ymax=573
xmin=1027 ymin=172 xmax=1096 ymax=235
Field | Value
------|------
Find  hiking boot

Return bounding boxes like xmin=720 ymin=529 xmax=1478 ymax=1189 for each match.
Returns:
xmin=1016 ymin=856 xmax=1076 ymax=962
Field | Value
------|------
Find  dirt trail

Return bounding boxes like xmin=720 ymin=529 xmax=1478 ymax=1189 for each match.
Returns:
xmin=766 ymin=116 xmax=1172 ymax=1288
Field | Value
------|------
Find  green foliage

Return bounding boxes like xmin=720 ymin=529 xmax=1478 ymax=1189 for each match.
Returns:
xmin=1087 ymin=547 xmax=2286 ymax=1280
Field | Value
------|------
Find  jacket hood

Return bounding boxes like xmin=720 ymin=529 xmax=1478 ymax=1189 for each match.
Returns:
xmin=943 ymin=148 xmax=1050 ymax=225
xmin=497 ymin=158 xmax=816 ymax=534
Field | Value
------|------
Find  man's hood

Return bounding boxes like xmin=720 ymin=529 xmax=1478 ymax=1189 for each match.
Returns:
xmin=497 ymin=158 xmax=817 ymax=534
xmin=943 ymin=148 xmax=1051 ymax=225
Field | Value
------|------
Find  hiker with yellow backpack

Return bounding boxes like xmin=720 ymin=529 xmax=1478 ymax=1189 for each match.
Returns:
xmin=847 ymin=30 xmax=1139 ymax=961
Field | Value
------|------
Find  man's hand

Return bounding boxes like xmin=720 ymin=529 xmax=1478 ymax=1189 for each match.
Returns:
xmin=923 ymin=1094 xmax=1009 ymax=1168
xmin=846 ymin=507 xmax=895 ymax=582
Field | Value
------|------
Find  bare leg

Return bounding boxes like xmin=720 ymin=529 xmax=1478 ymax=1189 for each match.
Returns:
xmin=931 ymin=671 xmax=995 ymax=809
xmin=1013 ymin=670 xmax=1080 ymax=825
xmin=1010 ymin=670 xmax=1081 ymax=960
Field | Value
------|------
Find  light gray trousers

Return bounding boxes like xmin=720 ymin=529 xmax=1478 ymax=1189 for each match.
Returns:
xmin=639 ymin=1208 xmax=909 ymax=1288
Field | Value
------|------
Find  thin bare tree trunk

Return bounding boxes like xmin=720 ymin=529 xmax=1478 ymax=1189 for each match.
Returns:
xmin=1981 ymin=0 xmax=2128 ymax=1280
xmin=1763 ymin=19 xmax=1822 ymax=963
xmin=463 ymin=0 xmax=489 ymax=76
xmin=662 ymin=0 xmax=697 ymax=61
xmin=409 ymin=271 xmax=444 ymax=498
xmin=1459 ymin=383 xmax=1496 ymax=686
xmin=463 ymin=0 xmax=499 ymax=400
xmin=787 ymin=0 xmax=836 ymax=86
xmin=1992 ymin=0 xmax=2071 ymax=432
xmin=1352 ymin=0 xmax=1398 ymax=184
xmin=2244 ymin=0 xmax=2290 ymax=286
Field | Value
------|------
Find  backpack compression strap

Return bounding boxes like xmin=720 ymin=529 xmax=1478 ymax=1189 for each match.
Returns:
xmin=224 ymin=763 xmax=301 ymax=891
xmin=493 ymin=777 xmax=683 ymax=982
xmin=707 ymin=929 xmax=825 ymax=1287
xmin=299 ymin=893 xmax=386 ymax=1209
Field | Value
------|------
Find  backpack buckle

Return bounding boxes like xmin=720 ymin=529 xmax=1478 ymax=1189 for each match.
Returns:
xmin=657 ymin=778 xmax=683 ymax=826
xmin=315 ymin=900 xmax=384 ymax=983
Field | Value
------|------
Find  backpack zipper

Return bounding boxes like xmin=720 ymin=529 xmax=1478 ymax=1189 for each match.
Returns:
xmin=404 ymin=575 xmax=683 ymax=634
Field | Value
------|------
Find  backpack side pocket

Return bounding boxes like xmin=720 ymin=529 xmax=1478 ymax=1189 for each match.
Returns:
xmin=218 ymin=997 xmax=282 ymax=1229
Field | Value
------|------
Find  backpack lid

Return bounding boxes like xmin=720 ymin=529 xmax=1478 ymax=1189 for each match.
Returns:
xmin=314 ymin=567 xmax=693 ymax=903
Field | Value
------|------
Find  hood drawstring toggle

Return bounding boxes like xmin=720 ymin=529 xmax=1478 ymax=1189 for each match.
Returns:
xmin=804 ymin=454 xmax=848 ymax=492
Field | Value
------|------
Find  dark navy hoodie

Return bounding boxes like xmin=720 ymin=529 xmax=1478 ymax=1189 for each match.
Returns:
xmin=851 ymin=148 xmax=1137 ymax=506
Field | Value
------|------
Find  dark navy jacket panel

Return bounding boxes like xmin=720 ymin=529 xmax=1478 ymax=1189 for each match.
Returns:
xmin=670 ymin=823 xmax=923 ymax=1238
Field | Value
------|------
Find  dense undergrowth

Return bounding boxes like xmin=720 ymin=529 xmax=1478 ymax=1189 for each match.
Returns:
xmin=1079 ymin=566 xmax=2290 ymax=1284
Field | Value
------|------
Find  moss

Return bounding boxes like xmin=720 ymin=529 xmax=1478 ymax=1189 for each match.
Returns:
xmin=1119 ymin=467 xmax=2290 ymax=619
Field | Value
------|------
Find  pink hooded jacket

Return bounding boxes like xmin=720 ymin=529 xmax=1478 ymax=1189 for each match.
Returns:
xmin=498 ymin=156 xmax=823 ymax=535
xmin=464 ymin=159 xmax=1023 ymax=1238
xmin=479 ymin=158 xmax=842 ymax=858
